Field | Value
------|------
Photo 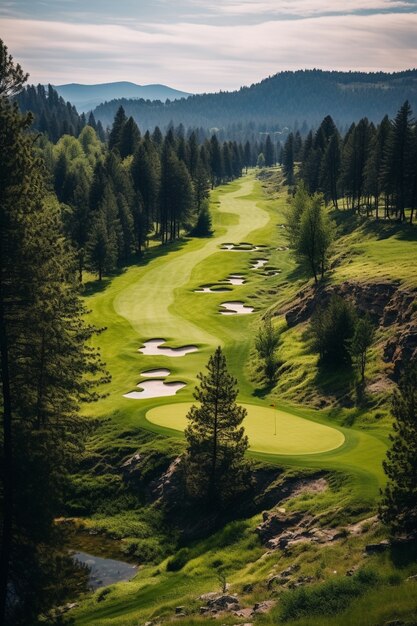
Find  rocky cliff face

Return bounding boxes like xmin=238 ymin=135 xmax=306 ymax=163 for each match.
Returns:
xmin=281 ymin=280 xmax=417 ymax=380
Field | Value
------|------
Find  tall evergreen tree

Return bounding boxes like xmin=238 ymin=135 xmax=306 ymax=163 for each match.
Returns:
xmin=264 ymin=134 xmax=275 ymax=166
xmin=380 ymin=101 xmax=414 ymax=221
xmin=0 ymin=45 xmax=105 ymax=624
xmin=184 ymin=347 xmax=248 ymax=505
xmin=380 ymin=362 xmax=417 ymax=535
xmin=108 ymin=105 xmax=127 ymax=153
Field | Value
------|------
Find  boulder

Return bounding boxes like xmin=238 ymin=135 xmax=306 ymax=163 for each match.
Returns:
xmin=365 ymin=540 xmax=390 ymax=554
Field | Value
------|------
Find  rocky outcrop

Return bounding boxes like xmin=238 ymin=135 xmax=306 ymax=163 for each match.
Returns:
xmin=281 ymin=280 xmax=417 ymax=380
xmin=257 ymin=509 xmax=347 ymax=552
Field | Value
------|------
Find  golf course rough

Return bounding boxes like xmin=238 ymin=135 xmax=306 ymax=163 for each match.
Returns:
xmin=146 ymin=402 xmax=345 ymax=455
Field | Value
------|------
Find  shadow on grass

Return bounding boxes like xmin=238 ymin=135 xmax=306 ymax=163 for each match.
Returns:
xmin=82 ymin=238 xmax=189 ymax=297
xmin=314 ymin=362 xmax=356 ymax=408
xmin=362 ymin=218 xmax=417 ymax=242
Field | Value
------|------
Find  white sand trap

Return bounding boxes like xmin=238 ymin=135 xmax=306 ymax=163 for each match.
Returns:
xmin=139 ymin=339 xmax=198 ymax=357
xmin=277 ymin=246 xmax=289 ymax=251
xmin=194 ymin=285 xmax=231 ymax=293
xmin=264 ymin=271 xmax=280 ymax=277
xmin=224 ymin=274 xmax=246 ymax=285
xmin=251 ymin=259 xmax=268 ymax=270
xmin=220 ymin=301 xmax=254 ymax=315
xmin=141 ymin=368 xmax=171 ymax=378
xmin=124 ymin=379 xmax=186 ymax=399
xmin=220 ymin=243 xmax=260 ymax=252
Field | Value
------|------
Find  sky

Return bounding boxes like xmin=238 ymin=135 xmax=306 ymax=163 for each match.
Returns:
xmin=1 ymin=0 xmax=417 ymax=93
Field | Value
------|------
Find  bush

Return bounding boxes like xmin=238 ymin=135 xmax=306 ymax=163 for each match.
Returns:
xmin=280 ymin=569 xmax=379 ymax=621
xmin=166 ymin=548 xmax=191 ymax=572
xmin=121 ymin=537 xmax=164 ymax=563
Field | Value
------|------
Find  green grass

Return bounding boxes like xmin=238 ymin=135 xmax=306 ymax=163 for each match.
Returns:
xmin=146 ymin=402 xmax=345 ymax=455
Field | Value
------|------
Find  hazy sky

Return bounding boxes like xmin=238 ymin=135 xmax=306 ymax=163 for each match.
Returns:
xmin=1 ymin=0 xmax=417 ymax=92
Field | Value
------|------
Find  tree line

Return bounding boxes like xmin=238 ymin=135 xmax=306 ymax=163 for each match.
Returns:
xmin=91 ymin=69 xmax=417 ymax=132
xmin=282 ymin=102 xmax=417 ymax=223
xmin=46 ymin=105 xmax=249 ymax=281
xmin=16 ymin=83 xmax=106 ymax=142
xmin=0 ymin=40 xmax=108 ymax=625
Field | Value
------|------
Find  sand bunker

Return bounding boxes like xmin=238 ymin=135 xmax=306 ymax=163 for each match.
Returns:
xmin=220 ymin=242 xmax=260 ymax=252
xmin=139 ymin=339 xmax=198 ymax=357
xmin=220 ymin=301 xmax=254 ymax=315
xmin=224 ymin=274 xmax=246 ymax=285
xmin=124 ymin=379 xmax=186 ymax=400
xmin=277 ymin=246 xmax=289 ymax=251
xmin=250 ymin=258 xmax=268 ymax=270
xmin=141 ymin=368 xmax=171 ymax=377
xmin=194 ymin=285 xmax=232 ymax=293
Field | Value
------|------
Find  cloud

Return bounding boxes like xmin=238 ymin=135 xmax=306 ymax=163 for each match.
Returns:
xmin=1 ymin=12 xmax=416 ymax=91
xmin=187 ymin=0 xmax=416 ymax=17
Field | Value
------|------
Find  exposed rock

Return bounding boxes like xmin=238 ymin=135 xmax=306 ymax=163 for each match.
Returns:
xmin=406 ymin=574 xmax=417 ymax=582
xmin=175 ymin=606 xmax=185 ymax=614
xmin=256 ymin=511 xmax=302 ymax=542
xmin=234 ymin=607 xmax=254 ymax=618
xmin=281 ymin=280 xmax=417 ymax=381
xmin=242 ymin=583 xmax=253 ymax=593
xmin=347 ymin=516 xmax=378 ymax=535
xmin=365 ymin=540 xmax=390 ymax=554
xmin=206 ymin=594 xmax=240 ymax=611
xmin=253 ymin=600 xmax=276 ymax=614
xmin=150 ymin=456 xmax=183 ymax=502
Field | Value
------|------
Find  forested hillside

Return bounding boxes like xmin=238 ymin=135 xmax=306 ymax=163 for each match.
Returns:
xmin=93 ymin=69 xmax=417 ymax=133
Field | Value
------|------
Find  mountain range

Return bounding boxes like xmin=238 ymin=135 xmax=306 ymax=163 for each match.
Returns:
xmin=91 ymin=69 xmax=417 ymax=133
xmin=53 ymin=81 xmax=191 ymax=113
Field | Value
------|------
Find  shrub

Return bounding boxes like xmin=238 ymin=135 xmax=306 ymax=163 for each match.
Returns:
xmin=121 ymin=537 xmax=164 ymax=563
xmin=280 ymin=569 xmax=379 ymax=621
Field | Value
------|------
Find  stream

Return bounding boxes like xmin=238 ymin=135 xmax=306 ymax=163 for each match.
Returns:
xmin=72 ymin=551 xmax=137 ymax=590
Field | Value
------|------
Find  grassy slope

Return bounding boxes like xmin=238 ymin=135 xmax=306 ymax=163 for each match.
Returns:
xmin=72 ymin=170 xmax=417 ymax=626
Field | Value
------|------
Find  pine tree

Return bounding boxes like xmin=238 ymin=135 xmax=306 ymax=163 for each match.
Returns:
xmin=0 ymin=48 xmax=106 ymax=623
xmin=283 ymin=132 xmax=294 ymax=184
xmin=209 ymin=134 xmax=223 ymax=188
xmin=380 ymin=362 xmax=417 ymax=535
xmin=380 ymin=101 xmax=414 ymax=221
xmin=296 ymin=193 xmax=335 ymax=283
xmin=108 ymin=105 xmax=127 ymax=152
xmin=319 ymin=133 xmax=341 ymax=208
xmin=255 ymin=318 xmax=281 ymax=383
xmin=264 ymin=134 xmax=275 ymax=166
xmin=349 ymin=315 xmax=375 ymax=387
xmin=184 ymin=347 xmax=249 ymax=505
xmin=119 ymin=116 xmax=141 ymax=158
xmin=0 ymin=39 xmax=28 ymax=97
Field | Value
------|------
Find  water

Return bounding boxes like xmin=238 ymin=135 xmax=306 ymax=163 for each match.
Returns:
xmin=72 ymin=551 xmax=137 ymax=590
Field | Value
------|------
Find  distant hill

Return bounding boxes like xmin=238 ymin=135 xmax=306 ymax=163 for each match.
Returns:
xmin=92 ymin=69 xmax=417 ymax=133
xmin=53 ymin=81 xmax=191 ymax=113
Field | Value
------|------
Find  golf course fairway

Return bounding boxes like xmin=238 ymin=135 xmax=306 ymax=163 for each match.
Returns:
xmin=146 ymin=403 xmax=345 ymax=455
xmin=84 ymin=172 xmax=387 ymax=502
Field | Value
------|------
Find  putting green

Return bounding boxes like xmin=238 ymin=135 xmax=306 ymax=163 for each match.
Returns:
xmin=146 ymin=402 xmax=345 ymax=455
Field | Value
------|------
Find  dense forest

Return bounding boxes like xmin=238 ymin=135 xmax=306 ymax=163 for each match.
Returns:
xmin=281 ymin=102 xmax=417 ymax=223
xmin=92 ymin=69 xmax=417 ymax=133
